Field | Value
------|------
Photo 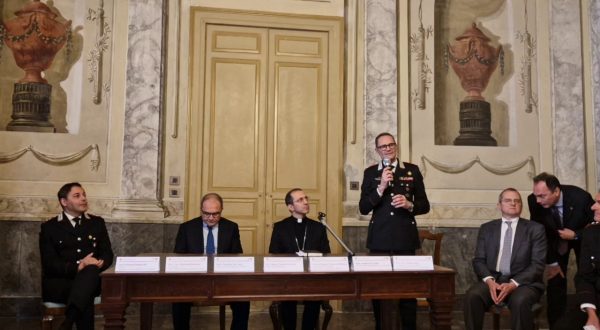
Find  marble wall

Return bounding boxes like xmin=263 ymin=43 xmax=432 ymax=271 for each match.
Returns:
xmin=551 ymin=0 xmax=587 ymax=187
xmin=0 ymin=221 xmax=179 ymax=318
xmin=364 ymin=0 xmax=398 ymax=165
xmin=591 ymin=0 xmax=600 ymax=188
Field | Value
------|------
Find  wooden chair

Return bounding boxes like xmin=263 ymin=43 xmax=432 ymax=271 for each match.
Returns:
xmin=269 ymin=301 xmax=333 ymax=330
xmin=416 ymin=229 xmax=444 ymax=310
xmin=487 ymin=302 xmax=542 ymax=330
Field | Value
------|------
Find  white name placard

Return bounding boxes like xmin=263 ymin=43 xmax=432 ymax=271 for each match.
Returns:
xmin=392 ymin=255 xmax=434 ymax=271
xmin=165 ymin=256 xmax=208 ymax=273
xmin=115 ymin=256 xmax=160 ymax=272
xmin=213 ymin=256 xmax=255 ymax=273
xmin=352 ymin=256 xmax=392 ymax=272
xmin=308 ymin=256 xmax=350 ymax=272
xmin=263 ymin=257 xmax=304 ymax=272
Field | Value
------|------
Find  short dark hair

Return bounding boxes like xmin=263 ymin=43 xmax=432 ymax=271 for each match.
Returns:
xmin=375 ymin=132 xmax=396 ymax=147
xmin=498 ymin=187 xmax=521 ymax=203
xmin=57 ymin=182 xmax=83 ymax=202
xmin=285 ymin=188 xmax=303 ymax=206
xmin=201 ymin=193 xmax=223 ymax=210
xmin=533 ymin=172 xmax=561 ymax=191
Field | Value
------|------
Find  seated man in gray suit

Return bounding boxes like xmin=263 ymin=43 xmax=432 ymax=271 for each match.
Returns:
xmin=464 ymin=188 xmax=547 ymax=330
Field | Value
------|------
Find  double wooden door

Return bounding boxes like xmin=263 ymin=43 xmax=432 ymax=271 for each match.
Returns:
xmin=187 ymin=9 xmax=343 ymax=255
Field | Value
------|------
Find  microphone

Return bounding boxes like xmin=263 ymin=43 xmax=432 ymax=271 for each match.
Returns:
xmin=382 ymin=158 xmax=394 ymax=187
xmin=318 ymin=212 xmax=354 ymax=267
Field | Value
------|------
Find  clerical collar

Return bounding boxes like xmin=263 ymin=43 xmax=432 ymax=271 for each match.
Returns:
xmin=296 ymin=217 xmax=303 ymax=223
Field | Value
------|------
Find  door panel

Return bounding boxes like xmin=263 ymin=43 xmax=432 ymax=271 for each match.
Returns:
xmin=188 ymin=11 xmax=342 ymax=257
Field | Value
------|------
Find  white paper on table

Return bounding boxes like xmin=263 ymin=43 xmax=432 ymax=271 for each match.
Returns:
xmin=165 ymin=256 xmax=208 ymax=273
xmin=263 ymin=257 xmax=304 ymax=272
xmin=115 ymin=256 xmax=160 ymax=272
xmin=351 ymin=256 xmax=392 ymax=272
xmin=392 ymin=255 xmax=434 ymax=271
xmin=213 ymin=256 xmax=255 ymax=273
xmin=308 ymin=256 xmax=350 ymax=272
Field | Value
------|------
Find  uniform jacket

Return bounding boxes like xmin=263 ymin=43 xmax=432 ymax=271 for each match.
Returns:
xmin=575 ymin=224 xmax=600 ymax=307
xmin=472 ymin=218 xmax=547 ymax=291
xmin=359 ymin=161 xmax=430 ymax=251
xmin=39 ymin=212 xmax=113 ymax=302
xmin=174 ymin=217 xmax=243 ymax=254
xmin=528 ymin=185 xmax=594 ymax=264
xmin=269 ymin=216 xmax=331 ymax=254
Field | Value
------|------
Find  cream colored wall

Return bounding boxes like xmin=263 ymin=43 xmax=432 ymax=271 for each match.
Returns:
xmin=0 ymin=0 xmax=129 ymax=220
xmin=161 ymin=0 xmax=345 ymax=220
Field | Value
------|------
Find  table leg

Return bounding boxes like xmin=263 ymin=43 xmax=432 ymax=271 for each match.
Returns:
xmin=428 ymin=297 xmax=453 ymax=330
xmin=140 ymin=302 xmax=154 ymax=329
xmin=100 ymin=302 xmax=128 ymax=330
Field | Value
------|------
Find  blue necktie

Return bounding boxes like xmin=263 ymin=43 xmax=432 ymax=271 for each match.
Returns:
xmin=206 ymin=226 xmax=215 ymax=254
xmin=499 ymin=221 xmax=512 ymax=275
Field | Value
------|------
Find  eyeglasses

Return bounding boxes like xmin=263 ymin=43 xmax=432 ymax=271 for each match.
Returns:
xmin=501 ymin=199 xmax=522 ymax=204
xmin=377 ymin=143 xmax=396 ymax=150
xmin=202 ymin=211 xmax=221 ymax=218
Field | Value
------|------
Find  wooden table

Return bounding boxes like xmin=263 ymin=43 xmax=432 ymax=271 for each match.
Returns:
xmin=99 ymin=254 xmax=455 ymax=329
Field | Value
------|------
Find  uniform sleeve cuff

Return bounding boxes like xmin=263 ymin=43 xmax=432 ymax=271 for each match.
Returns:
xmin=581 ymin=303 xmax=596 ymax=312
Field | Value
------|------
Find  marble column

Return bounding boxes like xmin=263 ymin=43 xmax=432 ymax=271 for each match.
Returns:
xmin=590 ymin=0 xmax=600 ymax=188
xmin=551 ymin=0 xmax=586 ymax=187
xmin=112 ymin=0 xmax=166 ymax=220
xmin=364 ymin=0 xmax=398 ymax=165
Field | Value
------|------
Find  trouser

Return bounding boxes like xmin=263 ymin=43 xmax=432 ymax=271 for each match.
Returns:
xmin=464 ymin=281 xmax=542 ymax=330
xmin=279 ymin=300 xmax=321 ymax=330
xmin=172 ymin=301 xmax=250 ymax=330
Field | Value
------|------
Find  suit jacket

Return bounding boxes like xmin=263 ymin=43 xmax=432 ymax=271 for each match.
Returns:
xmin=174 ymin=217 xmax=243 ymax=254
xmin=359 ymin=161 xmax=430 ymax=251
xmin=528 ymin=185 xmax=594 ymax=264
xmin=269 ymin=216 xmax=331 ymax=254
xmin=575 ymin=224 xmax=600 ymax=307
xmin=472 ymin=218 xmax=546 ymax=291
xmin=39 ymin=212 xmax=114 ymax=302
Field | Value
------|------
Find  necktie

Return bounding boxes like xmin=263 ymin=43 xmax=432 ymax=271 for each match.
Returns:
xmin=206 ymin=226 xmax=215 ymax=254
xmin=551 ymin=206 xmax=563 ymax=228
xmin=552 ymin=206 xmax=569 ymax=255
xmin=499 ymin=221 xmax=513 ymax=275
xmin=74 ymin=217 xmax=81 ymax=229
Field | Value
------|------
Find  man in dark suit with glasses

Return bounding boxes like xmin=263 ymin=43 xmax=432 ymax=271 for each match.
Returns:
xmin=172 ymin=193 xmax=250 ymax=330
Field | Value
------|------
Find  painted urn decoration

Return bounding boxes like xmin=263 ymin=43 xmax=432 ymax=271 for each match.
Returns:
xmin=0 ymin=0 xmax=72 ymax=132
xmin=447 ymin=23 xmax=503 ymax=146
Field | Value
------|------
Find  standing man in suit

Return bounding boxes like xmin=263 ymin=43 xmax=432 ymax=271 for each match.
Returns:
xmin=554 ymin=191 xmax=600 ymax=330
xmin=172 ymin=193 xmax=250 ymax=330
xmin=464 ymin=188 xmax=547 ymax=330
xmin=528 ymin=172 xmax=594 ymax=327
xmin=40 ymin=182 xmax=114 ymax=330
xmin=269 ymin=188 xmax=330 ymax=330
xmin=359 ymin=132 xmax=430 ymax=330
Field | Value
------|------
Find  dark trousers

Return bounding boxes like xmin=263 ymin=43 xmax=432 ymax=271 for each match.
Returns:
xmin=372 ymin=299 xmax=417 ymax=330
xmin=64 ymin=266 xmax=101 ymax=330
xmin=172 ymin=301 xmax=250 ymax=330
xmin=370 ymin=249 xmax=416 ymax=330
xmin=464 ymin=281 xmax=542 ymax=330
xmin=279 ymin=300 xmax=321 ymax=330
xmin=547 ymin=248 xmax=579 ymax=328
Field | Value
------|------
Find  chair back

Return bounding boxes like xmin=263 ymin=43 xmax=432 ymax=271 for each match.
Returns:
xmin=418 ymin=229 xmax=443 ymax=265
